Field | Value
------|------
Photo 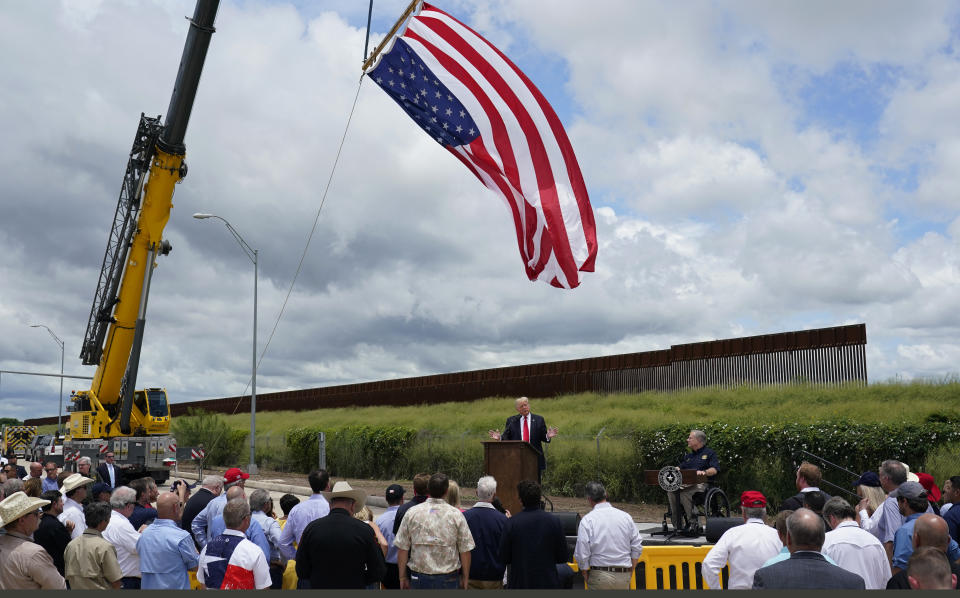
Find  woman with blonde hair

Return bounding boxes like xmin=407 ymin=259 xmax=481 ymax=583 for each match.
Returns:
xmin=854 ymin=471 xmax=886 ymax=539
xmin=445 ymin=480 xmax=464 ymax=511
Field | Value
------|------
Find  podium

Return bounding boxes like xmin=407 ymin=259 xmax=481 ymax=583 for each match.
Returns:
xmin=483 ymin=440 xmax=540 ymax=515
xmin=643 ymin=469 xmax=705 ymax=489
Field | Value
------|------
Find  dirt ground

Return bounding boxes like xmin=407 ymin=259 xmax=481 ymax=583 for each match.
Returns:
xmin=198 ymin=465 xmax=668 ymax=523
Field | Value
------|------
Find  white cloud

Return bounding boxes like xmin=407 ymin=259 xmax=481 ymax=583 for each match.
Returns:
xmin=0 ymin=0 xmax=958 ymax=421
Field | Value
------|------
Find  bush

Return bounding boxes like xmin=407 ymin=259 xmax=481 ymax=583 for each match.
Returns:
xmin=171 ymin=408 xmax=248 ymax=466
xmin=401 ymin=432 xmax=485 ymax=486
xmin=286 ymin=425 xmax=417 ymax=478
xmin=635 ymin=421 xmax=960 ymax=507
xmin=925 ymin=441 xmax=960 ymax=484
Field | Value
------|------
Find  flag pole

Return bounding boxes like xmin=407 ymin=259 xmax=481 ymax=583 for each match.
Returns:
xmin=361 ymin=0 xmax=421 ymax=72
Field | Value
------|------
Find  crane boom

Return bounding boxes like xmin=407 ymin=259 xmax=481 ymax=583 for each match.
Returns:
xmin=68 ymin=0 xmax=219 ymax=460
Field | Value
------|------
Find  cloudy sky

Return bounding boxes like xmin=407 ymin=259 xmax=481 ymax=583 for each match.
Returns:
xmin=2 ymin=0 xmax=958 ymax=422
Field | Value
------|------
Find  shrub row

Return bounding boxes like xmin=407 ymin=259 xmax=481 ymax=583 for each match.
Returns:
xmin=634 ymin=421 xmax=960 ymax=507
xmin=276 ymin=420 xmax=960 ymax=508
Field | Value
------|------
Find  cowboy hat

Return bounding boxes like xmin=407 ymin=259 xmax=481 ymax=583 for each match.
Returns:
xmin=902 ymin=463 xmax=920 ymax=483
xmin=322 ymin=481 xmax=366 ymax=509
xmin=0 ymin=491 xmax=50 ymax=526
xmin=62 ymin=473 xmax=95 ymax=493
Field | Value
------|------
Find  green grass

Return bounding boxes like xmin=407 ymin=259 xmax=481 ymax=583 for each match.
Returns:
xmin=210 ymin=380 xmax=960 ymax=439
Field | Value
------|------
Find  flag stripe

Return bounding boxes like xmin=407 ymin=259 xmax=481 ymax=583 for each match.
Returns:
xmin=451 ymin=140 xmax=547 ymax=278
xmin=366 ymin=1 xmax=596 ymax=288
xmin=403 ymin=30 xmax=542 ymax=270
xmin=425 ymin=5 xmax=598 ymax=271
xmin=416 ymin=7 xmax=589 ymax=280
xmin=408 ymin=16 xmax=579 ymax=286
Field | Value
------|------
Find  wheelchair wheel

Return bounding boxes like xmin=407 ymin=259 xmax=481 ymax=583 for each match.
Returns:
xmin=704 ymin=487 xmax=730 ymax=518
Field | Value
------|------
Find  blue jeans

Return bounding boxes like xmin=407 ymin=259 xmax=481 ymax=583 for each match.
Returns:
xmin=411 ymin=571 xmax=460 ymax=589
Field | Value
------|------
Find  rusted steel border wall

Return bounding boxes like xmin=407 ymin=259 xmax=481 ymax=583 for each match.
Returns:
xmin=25 ymin=324 xmax=866 ymax=425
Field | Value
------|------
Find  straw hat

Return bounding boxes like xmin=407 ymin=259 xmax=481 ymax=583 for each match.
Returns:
xmin=62 ymin=473 xmax=95 ymax=493
xmin=0 ymin=491 xmax=50 ymax=526
xmin=322 ymin=481 xmax=366 ymax=509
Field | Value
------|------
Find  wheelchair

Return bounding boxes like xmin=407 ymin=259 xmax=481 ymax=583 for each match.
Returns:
xmin=662 ymin=480 xmax=730 ymax=536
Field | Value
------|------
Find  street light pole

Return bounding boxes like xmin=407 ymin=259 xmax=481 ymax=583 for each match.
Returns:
xmin=193 ymin=213 xmax=259 ymax=474
xmin=31 ymin=324 xmax=65 ymax=436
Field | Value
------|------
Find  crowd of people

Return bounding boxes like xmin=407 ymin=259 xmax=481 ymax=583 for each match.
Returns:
xmin=1 ymin=435 xmax=959 ymax=590
xmin=701 ymin=457 xmax=960 ymax=590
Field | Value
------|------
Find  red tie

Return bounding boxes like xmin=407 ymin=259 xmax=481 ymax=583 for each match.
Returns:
xmin=522 ymin=416 xmax=529 ymax=442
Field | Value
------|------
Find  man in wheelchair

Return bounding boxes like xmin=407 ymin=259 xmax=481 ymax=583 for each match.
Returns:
xmin=667 ymin=429 xmax=720 ymax=533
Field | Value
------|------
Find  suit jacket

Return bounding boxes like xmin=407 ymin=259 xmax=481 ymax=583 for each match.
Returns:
xmin=181 ymin=488 xmax=217 ymax=538
xmin=779 ymin=489 xmax=832 ymax=512
xmin=95 ymin=463 xmax=118 ymax=488
xmin=501 ymin=413 xmax=550 ymax=471
xmin=752 ymin=551 xmax=866 ymax=590
xmin=499 ymin=507 xmax=568 ymax=589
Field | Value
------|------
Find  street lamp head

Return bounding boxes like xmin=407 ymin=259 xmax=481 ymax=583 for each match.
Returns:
xmin=193 ymin=213 xmax=215 ymax=219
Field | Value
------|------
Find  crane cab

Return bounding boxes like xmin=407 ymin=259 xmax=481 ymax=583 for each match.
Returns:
xmin=67 ymin=387 xmax=171 ymax=439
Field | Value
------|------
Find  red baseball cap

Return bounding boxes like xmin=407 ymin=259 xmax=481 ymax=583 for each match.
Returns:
xmin=223 ymin=468 xmax=250 ymax=484
xmin=740 ymin=490 xmax=767 ymax=508
xmin=916 ymin=473 xmax=941 ymax=503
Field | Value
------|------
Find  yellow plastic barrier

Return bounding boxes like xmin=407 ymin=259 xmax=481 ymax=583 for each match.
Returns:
xmin=189 ymin=569 xmax=203 ymax=590
xmin=638 ymin=545 xmax=720 ymax=590
xmin=571 ymin=545 xmax=727 ymax=590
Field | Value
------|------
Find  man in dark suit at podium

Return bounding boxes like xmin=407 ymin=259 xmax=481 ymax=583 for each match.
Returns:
xmin=487 ymin=397 xmax=558 ymax=483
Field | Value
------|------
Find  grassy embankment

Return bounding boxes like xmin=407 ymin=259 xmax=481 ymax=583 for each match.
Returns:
xmin=225 ymin=380 xmax=960 ymax=480
xmin=40 ymin=380 xmax=960 ymax=496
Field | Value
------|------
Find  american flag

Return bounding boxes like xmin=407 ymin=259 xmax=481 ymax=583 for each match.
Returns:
xmin=365 ymin=2 xmax=597 ymax=289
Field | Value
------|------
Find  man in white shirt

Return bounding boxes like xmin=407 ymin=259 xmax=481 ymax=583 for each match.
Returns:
xmin=102 ymin=486 xmax=142 ymax=589
xmin=59 ymin=474 xmax=94 ymax=539
xmin=821 ymin=496 xmax=891 ymax=589
xmin=573 ymin=481 xmax=642 ymax=590
xmin=24 ymin=462 xmax=43 ymax=482
xmin=701 ymin=490 xmax=782 ymax=589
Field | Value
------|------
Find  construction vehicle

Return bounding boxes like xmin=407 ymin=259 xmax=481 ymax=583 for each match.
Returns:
xmin=2 ymin=425 xmax=38 ymax=458
xmin=63 ymin=0 xmax=220 ymax=485
xmin=28 ymin=433 xmax=64 ymax=467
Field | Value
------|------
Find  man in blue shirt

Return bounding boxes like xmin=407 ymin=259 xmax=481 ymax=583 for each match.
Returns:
xmin=42 ymin=462 xmax=60 ymax=493
xmin=128 ymin=477 xmax=159 ymax=529
xmin=192 ymin=467 xmax=249 ymax=548
xmin=205 ymin=486 xmax=271 ymax=563
xmin=892 ymin=482 xmax=960 ymax=574
xmin=667 ymin=429 xmax=719 ymax=532
xmin=137 ymin=492 xmax=199 ymax=589
xmin=278 ymin=469 xmax=330 ymax=561
xmin=375 ymin=484 xmax=405 ymax=589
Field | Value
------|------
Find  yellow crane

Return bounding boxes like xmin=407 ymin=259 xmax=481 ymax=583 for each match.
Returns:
xmin=64 ymin=0 xmax=220 ymax=484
